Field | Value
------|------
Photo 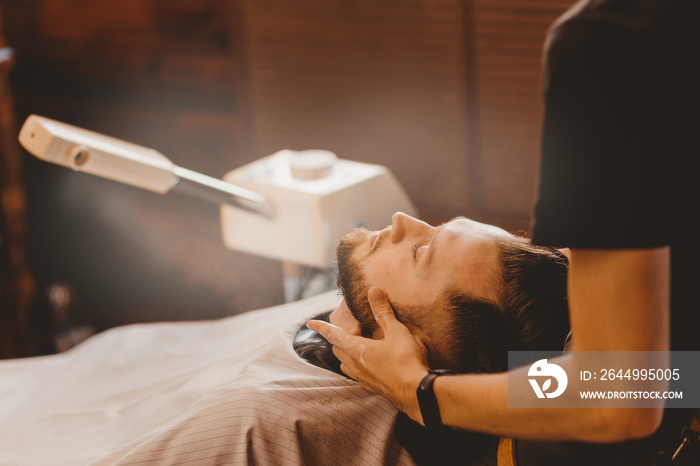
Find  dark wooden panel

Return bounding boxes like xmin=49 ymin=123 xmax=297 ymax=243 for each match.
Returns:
xmin=240 ymin=0 xmax=473 ymax=222
xmin=1 ymin=4 xmax=36 ymax=358
xmin=240 ymin=0 xmax=575 ymax=230
xmin=473 ymin=0 xmax=574 ymax=229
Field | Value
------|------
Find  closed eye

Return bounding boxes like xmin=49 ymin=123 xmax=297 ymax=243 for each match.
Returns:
xmin=410 ymin=242 xmax=423 ymax=259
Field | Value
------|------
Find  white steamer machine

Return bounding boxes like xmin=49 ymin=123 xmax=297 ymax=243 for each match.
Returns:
xmin=18 ymin=115 xmax=417 ymax=301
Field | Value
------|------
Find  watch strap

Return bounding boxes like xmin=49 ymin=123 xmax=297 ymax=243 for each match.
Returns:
xmin=416 ymin=369 xmax=455 ymax=429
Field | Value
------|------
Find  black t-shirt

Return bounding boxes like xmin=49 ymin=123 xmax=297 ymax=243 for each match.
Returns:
xmin=531 ymin=0 xmax=699 ymax=351
xmin=528 ymin=1 xmax=699 ymax=463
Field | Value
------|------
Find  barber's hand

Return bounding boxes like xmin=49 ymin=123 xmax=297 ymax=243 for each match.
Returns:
xmin=307 ymin=287 xmax=429 ymax=423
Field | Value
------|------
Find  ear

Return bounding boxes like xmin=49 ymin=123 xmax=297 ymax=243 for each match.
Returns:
xmin=401 ymin=323 xmax=430 ymax=364
xmin=413 ymin=334 xmax=429 ymax=362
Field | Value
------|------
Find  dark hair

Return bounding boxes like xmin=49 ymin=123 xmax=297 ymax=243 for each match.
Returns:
xmin=437 ymin=237 xmax=570 ymax=374
xmin=498 ymin=238 xmax=570 ymax=352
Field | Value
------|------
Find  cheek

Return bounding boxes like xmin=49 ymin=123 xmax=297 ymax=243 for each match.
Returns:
xmin=363 ymin=249 xmax=442 ymax=305
xmin=364 ymin=252 xmax=401 ymax=290
xmin=366 ymin=259 xmax=430 ymax=306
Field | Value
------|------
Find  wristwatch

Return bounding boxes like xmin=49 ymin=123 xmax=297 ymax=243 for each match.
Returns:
xmin=416 ymin=369 xmax=455 ymax=429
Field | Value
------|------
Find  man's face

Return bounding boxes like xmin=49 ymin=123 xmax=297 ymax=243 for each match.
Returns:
xmin=336 ymin=212 xmax=511 ymax=341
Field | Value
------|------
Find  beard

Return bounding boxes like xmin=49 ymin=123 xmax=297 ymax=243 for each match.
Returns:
xmin=336 ymin=228 xmax=378 ymax=336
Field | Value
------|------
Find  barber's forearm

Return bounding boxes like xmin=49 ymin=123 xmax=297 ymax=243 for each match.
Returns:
xmin=567 ymin=248 xmax=670 ymax=352
xmin=432 ymin=360 xmax=663 ymax=442
xmin=403 ymin=249 xmax=671 ymax=442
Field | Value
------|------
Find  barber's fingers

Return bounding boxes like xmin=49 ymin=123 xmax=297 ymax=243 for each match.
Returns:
xmin=334 ymin=346 xmax=368 ymax=384
xmin=367 ymin=287 xmax=404 ymax=338
xmin=331 ymin=339 xmax=367 ymax=366
xmin=334 ymin=347 xmax=379 ymax=393
xmin=307 ymin=320 xmax=363 ymax=354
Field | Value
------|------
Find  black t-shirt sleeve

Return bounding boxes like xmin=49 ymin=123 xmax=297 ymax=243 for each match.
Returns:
xmin=531 ymin=19 xmax=670 ymax=249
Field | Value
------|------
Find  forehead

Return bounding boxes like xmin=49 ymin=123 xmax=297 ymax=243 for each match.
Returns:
xmin=436 ymin=218 xmax=506 ymax=299
xmin=443 ymin=217 xmax=510 ymax=243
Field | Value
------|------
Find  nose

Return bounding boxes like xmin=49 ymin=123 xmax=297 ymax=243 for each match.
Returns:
xmin=390 ymin=212 xmax=433 ymax=243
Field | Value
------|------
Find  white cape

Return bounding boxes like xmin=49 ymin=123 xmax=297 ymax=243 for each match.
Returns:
xmin=0 ymin=291 xmax=414 ymax=465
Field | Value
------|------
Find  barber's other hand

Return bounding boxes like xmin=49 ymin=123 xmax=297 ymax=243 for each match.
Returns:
xmin=307 ymin=287 xmax=429 ymax=423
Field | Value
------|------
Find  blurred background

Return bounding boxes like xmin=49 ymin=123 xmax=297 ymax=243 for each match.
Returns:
xmin=0 ymin=0 xmax=574 ymax=358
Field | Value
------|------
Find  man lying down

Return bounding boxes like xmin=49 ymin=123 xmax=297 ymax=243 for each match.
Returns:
xmin=298 ymin=212 xmax=570 ymax=464
xmin=0 ymin=213 xmax=569 ymax=466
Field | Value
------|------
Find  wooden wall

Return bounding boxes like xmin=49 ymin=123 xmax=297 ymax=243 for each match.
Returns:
xmin=0 ymin=0 xmax=574 ymax=353
xmin=1 ymin=4 xmax=35 ymax=358
xmin=472 ymin=0 xmax=573 ymax=227
xmin=240 ymin=1 xmax=474 ymax=221
xmin=239 ymin=0 xmax=573 ymax=229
